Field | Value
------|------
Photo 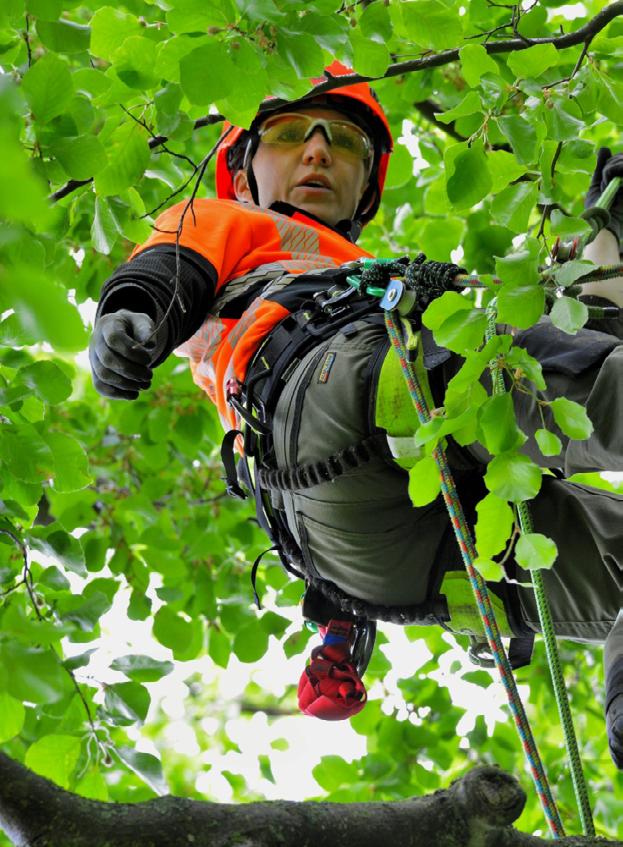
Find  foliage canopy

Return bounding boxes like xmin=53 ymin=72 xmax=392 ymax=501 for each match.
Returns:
xmin=1 ymin=0 xmax=623 ymax=841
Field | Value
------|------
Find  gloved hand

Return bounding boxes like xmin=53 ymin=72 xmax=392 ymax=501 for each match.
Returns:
xmin=585 ymin=148 xmax=623 ymax=243
xmin=89 ymin=309 xmax=165 ymax=400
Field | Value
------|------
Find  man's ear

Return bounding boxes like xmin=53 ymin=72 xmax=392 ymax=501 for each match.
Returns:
xmin=233 ymin=170 xmax=253 ymax=203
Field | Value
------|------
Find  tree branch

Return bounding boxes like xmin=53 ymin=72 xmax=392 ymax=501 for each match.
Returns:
xmin=0 ymin=754 xmax=620 ymax=847
xmin=47 ymin=2 xmax=622 ymax=205
xmin=309 ymin=1 xmax=623 ymax=93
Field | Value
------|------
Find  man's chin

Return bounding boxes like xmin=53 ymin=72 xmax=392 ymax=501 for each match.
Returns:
xmin=292 ymin=199 xmax=340 ymax=227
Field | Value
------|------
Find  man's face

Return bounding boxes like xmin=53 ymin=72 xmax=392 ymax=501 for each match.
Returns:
xmin=233 ymin=107 xmax=372 ymax=227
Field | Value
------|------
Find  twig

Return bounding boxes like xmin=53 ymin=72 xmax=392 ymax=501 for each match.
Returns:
xmin=49 ymin=115 xmax=226 ymax=203
xmin=140 ymin=126 xmax=234 ymax=348
xmin=121 ymin=105 xmax=198 ymax=171
xmin=0 ymin=529 xmax=99 ymax=738
xmin=23 ymin=14 xmax=32 ymax=67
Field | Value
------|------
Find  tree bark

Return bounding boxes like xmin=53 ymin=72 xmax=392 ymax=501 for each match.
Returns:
xmin=0 ymin=753 xmax=620 ymax=847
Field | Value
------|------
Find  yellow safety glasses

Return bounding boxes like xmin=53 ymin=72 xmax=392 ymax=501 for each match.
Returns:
xmin=258 ymin=112 xmax=372 ymax=163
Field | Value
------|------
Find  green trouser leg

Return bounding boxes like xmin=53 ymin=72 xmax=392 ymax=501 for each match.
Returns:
xmin=604 ymin=611 xmax=623 ymax=768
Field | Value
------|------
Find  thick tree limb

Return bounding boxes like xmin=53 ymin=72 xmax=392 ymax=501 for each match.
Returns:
xmin=0 ymin=753 xmax=620 ymax=847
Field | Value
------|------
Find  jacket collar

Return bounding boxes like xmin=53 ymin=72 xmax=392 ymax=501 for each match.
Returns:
xmin=268 ymin=202 xmax=362 ymax=243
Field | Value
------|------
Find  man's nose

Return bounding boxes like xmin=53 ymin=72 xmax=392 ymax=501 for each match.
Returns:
xmin=301 ymin=128 xmax=332 ymax=166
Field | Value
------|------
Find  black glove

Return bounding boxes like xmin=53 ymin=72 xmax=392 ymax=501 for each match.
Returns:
xmin=585 ymin=147 xmax=623 ymax=243
xmin=89 ymin=309 xmax=166 ymax=400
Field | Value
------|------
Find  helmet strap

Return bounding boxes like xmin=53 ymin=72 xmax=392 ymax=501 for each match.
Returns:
xmin=242 ymin=135 xmax=260 ymax=205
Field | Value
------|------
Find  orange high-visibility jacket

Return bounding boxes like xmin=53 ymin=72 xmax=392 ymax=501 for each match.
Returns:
xmin=132 ymin=198 xmax=371 ymax=431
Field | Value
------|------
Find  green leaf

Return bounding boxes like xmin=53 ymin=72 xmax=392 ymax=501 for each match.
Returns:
xmin=44 ymin=432 xmax=92 ymax=493
xmin=504 ymin=347 xmax=546 ymax=391
xmin=433 ymin=307 xmax=487 ymax=354
xmin=497 ymin=284 xmax=545 ymax=329
xmin=407 ymin=456 xmax=441 ymax=507
xmin=552 ymin=260 xmax=596 ymax=288
xmin=110 ymin=654 xmax=174 ymax=683
xmin=25 ymin=735 xmax=81 ymax=789
xmin=208 ymin=627 xmax=231 ymax=668
xmin=507 ymin=44 xmax=559 ymax=79
xmin=94 ymin=123 xmax=150 ymax=197
xmin=259 ymin=753 xmax=275 ymax=784
xmin=29 ymin=527 xmax=86 ymax=576
xmin=260 ymin=611 xmax=289 ymax=638
xmin=473 ymin=556 xmax=505 ymax=582
xmin=535 ymin=428 xmax=562 ymax=456
xmin=50 ymin=135 xmax=107 ymax=181
xmin=459 ymin=44 xmax=499 ymax=87
xmin=91 ymin=196 xmax=121 ymax=255
xmin=104 ymin=681 xmax=151 ymax=724
xmin=282 ymin=627 xmax=313 ymax=658
xmin=475 ymin=493 xmax=514 ymax=559
xmin=116 ymin=746 xmax=167 ymax=795
xmin=166 ymin=0 xmax=236 ymax=31
xmin=113 ymin=35 xmax=158 ymax=89
xmin=359 ymin=1 xmax=393 ymax=41
xmin=277 ymin=32 xmax=323 ymax=79
xmin=233 ymin=621 xmax=269 ymax=663
xmin=478 ymin=393 xmax=526 ymax=454
xmin=496 ymin=115 xmax=537 ymax=165
xmin=0 ymin=691 xmax=26 ymax=743
xmin=0 ymin=642 xmax=73 ymax=703
xmin=487 ymin=150 xmax=527 ymax=194
xmin=15 ymin=361 xmax=72 ymax=405
xmin=313 ymin=755 xmax=356 ymax=792
xmin=26 ymin=0 xmax=61 ymax=19
xmin=21 ymin=52 xmax=73 ymax=124
xmin=180 ymin=42 xmax=237 ymax=105
xmin=90 ymin=6 xmax=141 ymax=62
xmin=437 ymin=91 xmax=482 ymax=125
xmin=446 ymin=145 xmax=492 ymax=209
xmin=549 ymin=397 xmax=593 ymax=440
xmin=515 ymin=533 xmax=558 ymax=570
xmin=549 ymin=210 xmax=592 ymax=239
xmin=401 ymin=0 xmax=462 ymax=50
xmin=350 ymin=29 xmax=389 ymax=78
xmin=36 ymin=19 xmax=90 ymax=53
xmin=543 ymin=98 xmax=585 ymax=142
xmin=485 ymin=452 xmax=542 ymax=502
xmin=384 ymin=142 xmax=414 ymax=190
xmin=0 ymin=424 xmax=53 ymax=484
xmin=1 ymin=266 xmax=88 ymax=352
xmin=494 ymin=243 xmax=540 ymax=287
xmin=490 ymin=182 xmax=537 ymax=233
xmin=152 ymin=606 xmax=203 ymax=660
xmin=549 ymin=296 xmax=588 ymax=335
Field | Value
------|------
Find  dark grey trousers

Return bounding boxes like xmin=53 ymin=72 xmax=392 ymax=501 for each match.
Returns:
xmin=270 ymin=316 xmax=623 ymax=663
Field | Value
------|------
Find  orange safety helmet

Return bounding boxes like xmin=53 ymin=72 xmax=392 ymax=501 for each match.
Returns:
xmin=215 ymin=60 xmax=393 ymax=229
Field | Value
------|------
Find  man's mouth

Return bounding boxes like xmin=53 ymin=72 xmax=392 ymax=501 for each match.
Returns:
xmin=296 ymin=175 xmax=332 ymax=191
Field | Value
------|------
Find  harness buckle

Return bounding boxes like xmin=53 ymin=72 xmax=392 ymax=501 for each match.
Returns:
xmin=313 ymin=283 xmax=359 ymax=316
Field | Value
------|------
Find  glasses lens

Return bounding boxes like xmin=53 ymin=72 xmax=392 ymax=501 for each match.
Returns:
xmin=260 ymin=114 xmax=371 ymax=162
xmin=260 ymin=115 xmax=308 ymax=146
xmin=330 ymin=122 xmax=370 ymax=161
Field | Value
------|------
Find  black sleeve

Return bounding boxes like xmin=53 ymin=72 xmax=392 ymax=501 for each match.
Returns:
xmin=96 ymin=244 xmax=218 ymax=365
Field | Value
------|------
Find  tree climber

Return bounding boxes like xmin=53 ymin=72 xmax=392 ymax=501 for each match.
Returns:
xmin=89 ymin=63 xmax=623 ymax=762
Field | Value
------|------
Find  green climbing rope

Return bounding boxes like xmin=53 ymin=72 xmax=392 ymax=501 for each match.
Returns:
xmin=485 ymin=306 xmax=595 ymax=837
